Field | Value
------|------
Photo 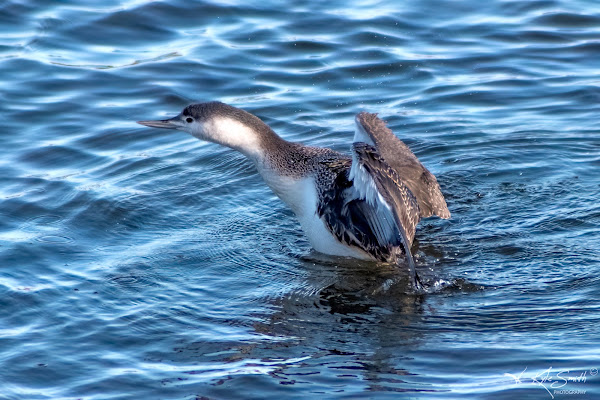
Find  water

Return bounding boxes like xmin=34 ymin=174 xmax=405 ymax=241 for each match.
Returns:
xmin=1 ymin=0 xmax=599 ymax=398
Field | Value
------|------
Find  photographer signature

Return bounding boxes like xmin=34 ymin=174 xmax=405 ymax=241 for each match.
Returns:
xmin=504 ymin=366 xmax=596 ymax=399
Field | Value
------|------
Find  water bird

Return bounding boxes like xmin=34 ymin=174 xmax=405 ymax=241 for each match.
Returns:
xmin=138 ymin=102 xmax=450 ymax=290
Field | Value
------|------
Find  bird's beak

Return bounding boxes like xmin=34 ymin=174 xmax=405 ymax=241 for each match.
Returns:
xmin=137 ymin=117 xmax=181 ymax=129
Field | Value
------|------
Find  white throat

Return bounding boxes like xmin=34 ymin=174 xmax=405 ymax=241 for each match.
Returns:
xmin=190 ymin=117 xmax=264 ymax=161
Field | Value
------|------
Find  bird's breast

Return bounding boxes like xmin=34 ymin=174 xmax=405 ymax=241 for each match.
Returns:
xmin=259 ymin=169 xmax=317 ymax=217
xmin=258 ymin=169 xmax=371 ymax=260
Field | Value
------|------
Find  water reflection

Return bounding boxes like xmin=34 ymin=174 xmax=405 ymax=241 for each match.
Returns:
xmin=237 ymin=255 xmax=430 ymax=393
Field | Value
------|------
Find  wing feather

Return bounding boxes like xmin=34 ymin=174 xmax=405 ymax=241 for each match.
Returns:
xmin=348 ymin=142 xmax=422 ymax=287
xmin=349 ymin=142 xmax=421 ymax=247
xmin=355 ymin=112 xmax=450 ymax=219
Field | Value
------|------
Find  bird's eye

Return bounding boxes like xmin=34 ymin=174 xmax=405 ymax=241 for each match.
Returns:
xmin=186 ymin=117 xmax=193 ymax=123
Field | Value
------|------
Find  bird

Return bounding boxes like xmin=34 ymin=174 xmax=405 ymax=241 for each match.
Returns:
xmin=137 ymin=102 xmax=450 ymax=290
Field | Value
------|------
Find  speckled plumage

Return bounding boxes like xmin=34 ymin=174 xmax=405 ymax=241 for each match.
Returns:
xmin=355 ymin=112 xmax=451 ymax=219
xmin=254 ymin=137 xmax=424 ymax=264
xmin=138 ymin=102 xmax=450 ymax=285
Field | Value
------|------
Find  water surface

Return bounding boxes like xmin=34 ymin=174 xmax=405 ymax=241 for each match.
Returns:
xmin=1 ymin=0 xmax=599 ymax=399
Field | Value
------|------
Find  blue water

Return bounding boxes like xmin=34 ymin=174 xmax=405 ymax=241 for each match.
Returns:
xmin=1 ymin=0 xmax=599 ymax=399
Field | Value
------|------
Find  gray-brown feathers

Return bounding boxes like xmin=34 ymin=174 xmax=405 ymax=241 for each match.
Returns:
xmin=351 ymin=142 xmax=421 ymax=246
xmin=262 ymin=142 xmax=343 ymax=180
xmin=316 ymin=156 xmax=401 ymax=262
xmin=252 ymin=113 xmax=449 ymax=265
xmin=355 ymin=112 xmax=451 ymax=219
xmin=314 ymin=144 xmax=421 ymax=265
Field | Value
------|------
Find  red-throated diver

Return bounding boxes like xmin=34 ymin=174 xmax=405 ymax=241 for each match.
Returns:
xmin=137 ymin=102 xmax=450 ymax=290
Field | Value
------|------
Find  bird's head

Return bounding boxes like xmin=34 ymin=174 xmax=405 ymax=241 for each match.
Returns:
xmin=137 ymin=101 xmax=274 ymax=160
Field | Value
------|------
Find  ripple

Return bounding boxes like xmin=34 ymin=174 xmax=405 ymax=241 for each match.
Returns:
xmin=531 ymin=11 xmax=600 ymax=28
xmin=1 ymin=0 xmax=600 ymax=398
xmin=36 ymin=234 xmax=73 ymax=244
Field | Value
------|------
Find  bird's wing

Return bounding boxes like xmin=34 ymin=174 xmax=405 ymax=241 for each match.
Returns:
xmin=348 ymin=142 xmax=421 ymax=251
xmin=316 ymin=145 xmax=420 ymax=271
xmin=354 ymin=112 xmax=450 ymax=219
xmin=317 ymin=157 xmax=393 ymax=262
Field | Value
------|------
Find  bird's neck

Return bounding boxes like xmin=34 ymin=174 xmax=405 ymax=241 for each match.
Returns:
xmin=199 ymin=116 xmax=290 ymax=165
xmin=204 ymin=115 xmax=324 ymax=216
